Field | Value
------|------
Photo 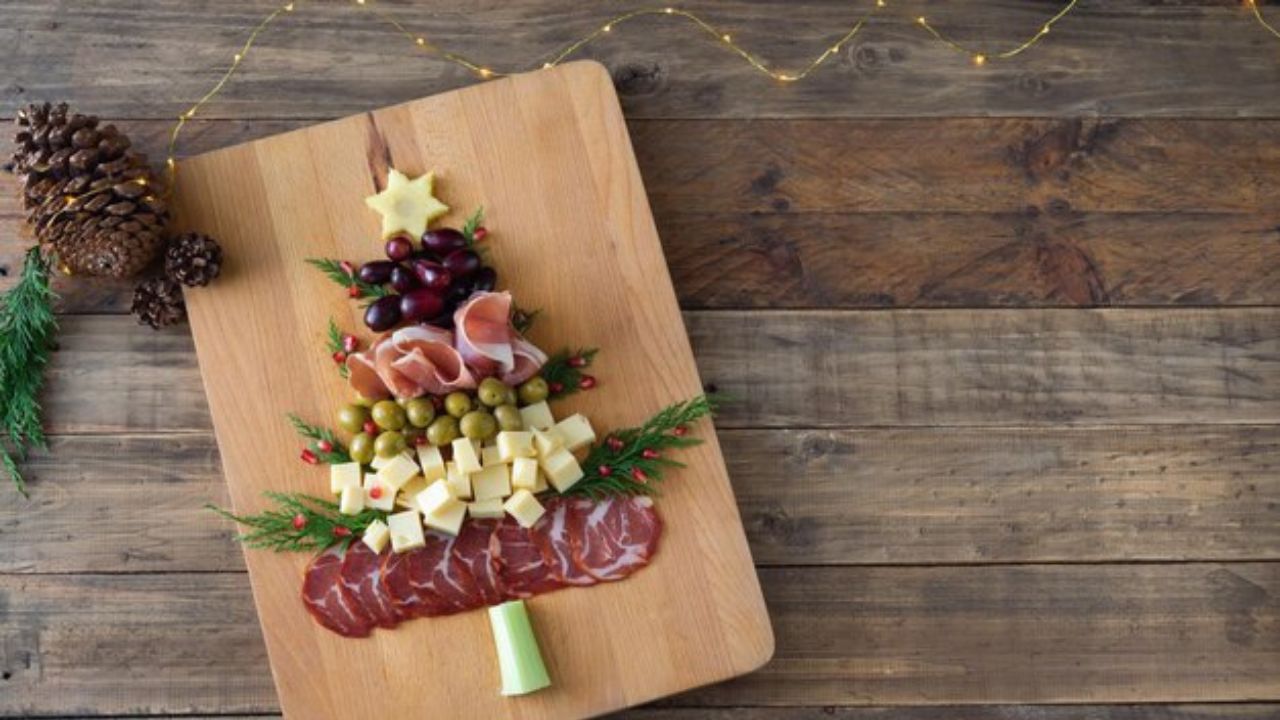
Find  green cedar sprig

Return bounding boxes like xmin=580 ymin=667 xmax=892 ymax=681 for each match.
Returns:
xmin=565 ymin=395 xmax=715 ymax=499
xmin=511 ymin=306 xmax=539 ymax=335
xmin=0 ymin=247 xmax=57 ymax=497
xmin=206 ymin=491 xmax=385 ymax=553
xmin=305 ymin=257 xmax=389 ymax=300
xmin=461 ymin=206 xmax=484 ymax=247
xmin=288 ymin=413 xmax=351 ymax=464
xmin=541 ymin=347 xmax=598 ymax=400
xmin=326 ymin=318 xmax=350 ymax=379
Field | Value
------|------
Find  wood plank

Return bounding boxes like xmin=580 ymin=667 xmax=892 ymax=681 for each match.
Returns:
xmin=4 ymin=564 xmax=1277 ymax=713
xmin=5 ymin=426 xmax=1278 ymax=573
xmin=4 ymin=1 xmax=1280 ymax=119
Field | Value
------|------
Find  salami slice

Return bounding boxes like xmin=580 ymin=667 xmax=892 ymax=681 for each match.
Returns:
xmin=302 ymin=545 xmax=375 ymax=638
xmin=452 ymin=519 xmax=506 ymax=606
xmin=570 ymin=496 xmax=662 ymax=582
xmin=339 ymin=541 xmax=400 ymax=629
xmin=531 ymin=496 xmax=597 ymax=586
xmin=492 ymin=517 xmax=568 ymax=598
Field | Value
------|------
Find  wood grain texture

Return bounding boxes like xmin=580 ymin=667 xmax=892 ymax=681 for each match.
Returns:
xmin=168 ymin=62 xmax=771 ymax=719
xmin=4 ymin=564 xmax=1277 ymax=713
xmin=4 ymin=426 xmax=1278 ymax=574
xmin=4 ymin=1 xmax=1280 ymax=119
xmin=62 ymin=709 xmax=1280 ymax=720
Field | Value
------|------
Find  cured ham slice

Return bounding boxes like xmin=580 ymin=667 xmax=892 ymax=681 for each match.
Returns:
xmin=503 ymin=333 xmax=548 ymax=386
xmin=390 ymin=326 xmax=477 ymax=396
xmin=454 ymin=291 xmax=516 ymax=377
xmin=493 ymin=517 xmax=570 ymax=598
xmin=346 ymin=348 xmax=391 ymax=401
xmin=452 ymin=519 xmax=506 ymax=606
xmin=339 ymin=541 xmax=401 ymax=629
xmin=531 ymin=496 xmax=597 ymax=587
xmin=302 ymin=546 xmax=375 ymax=638
xmin=570 ymin=496 xmax=662 ymax=582
xmin=382 ymin=531 xmax=483 ymax=617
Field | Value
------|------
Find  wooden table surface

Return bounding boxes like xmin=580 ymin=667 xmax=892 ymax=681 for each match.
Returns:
xmin=1 ymin=1 xmax=1278 ymax=718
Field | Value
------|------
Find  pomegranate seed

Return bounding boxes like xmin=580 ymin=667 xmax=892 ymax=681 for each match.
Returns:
xmin=473 ymin=227 xmax=488 ymax=242
xmin=348 ymin=285 xmax=361 ymax=299
xmin=549 ymin=382 xmax=564 ymax=394
xmin=578 ymin=375 xmax=596 ymax=390
xmin=632 ymin=468 xmax=649 ymax=483
xmin=332 ymin=526 xmax=352 ymax=539
xmin=606 ymin=436 xmax=624 ymax=452
xmin=300 ymin=448 xmax=318 ymax=465
xmin=642 ymin=448 xmax=659 ymax=460
xmin=291 ymin=514 xmax=307 ymax=530
xmin=317 ymin=440 xmax=333 ymax=452
xmin=363 ymin=420 xmax=378 ymax=436
xmin=568 ymin=355 xmax=586 ymax=368
xmin=339 ymin=260 xmax=355 ymax=276
xmin=430 ymin=395 xmax=444 ymax=410
xmin=342 ymin=334 xmax=358 ymax=353
xmin=414 ymin=434 xmax=429 ymax=446
xmin=673 ymin=425 xmax=688 ymax=437
xmin=332 ymin=351 xmax=347 ymax=364
xmin=369 ymin=486 xmax=384 ymax=500
xmin=597 ymin=465 xmax=613 ymax=477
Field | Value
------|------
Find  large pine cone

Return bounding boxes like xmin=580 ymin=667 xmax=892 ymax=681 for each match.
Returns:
xmin=164 ymin=232 xmax=223 ymax=287
xmin=8 ymin=102 xmax=168 ymax=278
xmin=130 ymin=277 xmax=186 ymax=330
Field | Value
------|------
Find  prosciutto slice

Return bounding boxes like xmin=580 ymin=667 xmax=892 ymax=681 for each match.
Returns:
xmin=570 ymin=496 xmax=662 ymax=582
xmin=454 ymin=291 xmax=546 ymax=384
xmin=389 ymin=326 xmax=477 ymax=396
xmin=302 ymin=546 xmax=375 ymax=638
xmin=339 ymin=541 xmax=401 ymax=629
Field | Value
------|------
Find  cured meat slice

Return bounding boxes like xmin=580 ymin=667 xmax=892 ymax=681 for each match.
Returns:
xmin=493 ymin=517 xmax=569 ymax=598
xmin=339 ymin=541 xmax=400 ymax=629
xmin=570 ymin=496 xmax=662 ymax=582
xmin=346 ymin=348 xmax=391 ymax=401
xmin=502 ymin=333 xmax=548 ymax=386
xmin=454 ymin=291 xmax=539 ymax=379
xmin=383 ymin=531 xmax=483 ymax=617
xmin=531 ymin=496 xmax=596 ymax=586
xmin=451 ymin=519 xmax=506 ymax=606
xmin=390 ymin=326 xmax=477 ymax=395
xmin=302 ymin=546 xmax=375 ymax=638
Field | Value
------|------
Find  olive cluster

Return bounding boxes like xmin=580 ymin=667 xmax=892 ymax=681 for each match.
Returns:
xmin=358 ymin=228 xmax=497 ymax=332
xmin=337 ymin=375 xmax=551 ymax=464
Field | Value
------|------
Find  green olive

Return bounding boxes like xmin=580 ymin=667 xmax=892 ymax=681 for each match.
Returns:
xmin=518 ymin=377 xmax=550 ymax=405
xmin=460 ymin=410 xmax=498 ymax=440
xmin=374 ymin=430 xmax=407 ymax=458
xmin=337 ymin=404 xmax=370 ymax=433
xmin=349 ymin=432 xmax=375 ymax=464
xmin=444 ymin=392 xmax=472 ymax=418
xmin=478 ymin=378 xmax=509 ymax=407
xmin=353 ymin=394 xmax=377 ymax=408
xmin=494 ymin=404 xmax=523 ymax=431
xmin=426 ymin=416 xmax=460 ymax=446
xmin=371 ymin=400 xmax=407 ymax=431
xmin=405 ymin=398 xmax=436 ymax=428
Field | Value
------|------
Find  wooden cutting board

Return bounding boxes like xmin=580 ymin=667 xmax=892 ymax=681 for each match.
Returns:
xmin=170 ymin=61 xmax=773 ymax=719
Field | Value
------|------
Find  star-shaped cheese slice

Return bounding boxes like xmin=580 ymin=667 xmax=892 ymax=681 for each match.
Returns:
xmin=364 ymin=168 xmax=450 ymax=239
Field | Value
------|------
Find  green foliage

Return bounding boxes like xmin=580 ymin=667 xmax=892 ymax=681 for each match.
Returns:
xmin=541 ymin=348 xmax=598 ymax=400
xmin=305 ymin=257 xmax=389 ymax=301
xmin=288 ymin=413 xmax=352 ymax=464
xmin=0 ymin=248 xmax=57 ymax=496
xmin=207 ymin=491 xmax=385 ymax=553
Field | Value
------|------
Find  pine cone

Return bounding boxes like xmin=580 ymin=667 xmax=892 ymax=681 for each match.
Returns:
xmin=8 ymin=102 xmax=168 ymax=278
xmin=131 ymin=277 xmax=186 ymax=329
xmin=165 ymin=232 xmax=223 ymax=287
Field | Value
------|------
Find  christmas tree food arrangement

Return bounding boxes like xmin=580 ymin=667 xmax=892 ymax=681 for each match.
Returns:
xmin=211 ymin=168 xmax=713 ymax=696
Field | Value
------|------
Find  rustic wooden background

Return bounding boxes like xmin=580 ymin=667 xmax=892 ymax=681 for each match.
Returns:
xmin=2 ymin=1 xmax=1279 ymax=718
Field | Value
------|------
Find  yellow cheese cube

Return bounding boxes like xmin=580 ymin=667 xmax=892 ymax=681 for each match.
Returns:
xmin=363 ymin=476 xmax=397 ymax=512
xmin=481 ymin=444 xmax=504 ymax=467
xmin=497 ymin=431 xmax=536 ymax=463
xmin=472 ymin=463 xmax=512 ymax=501
xmin=396 ymin=475 xmax=429 ymax=509
xmin=388 ymin=509 xmax=426 ymax=552
xmin=467 ymin=498 xmax=505 ymax=519
xmin=534 ymin=469 xmax=548 ymax=493
xmin=553 ymin=414 xmax=596 ymax=452
xmin=503 ymin=489 xmax=546 ymax=528
xmin=445 ymin=462 xmax=472 ymax=499
xmin=362 ymin=519 xmax=390 ymax=553
xmin=424 ymin=496 xmax=467 ymax=535
xmin=532 ymin=427 xmax=563 ymax=457
xmin=452 ymin=437 xmax=482 ymax=474
xmin=329 ymin=462 xmax=362 ymax=495
xmin=371 ymin=449 xmax=414 ymax=471
xmin=417 ymin=445 xmax=447 ymax=482
xmin=376 ymin=452 xmax=420 ymax=491
xmin=415 ymin=479 xmax=454 ymax=517
xmin=519 ymin=401 xmax=555 ymax=431
xmin=511 ymin=456 xmax=539 ymax=492
xmin=339 ymin=484 xmax=365 ymax=515
xmin=539 ymin=448 xmax=584 ymax=493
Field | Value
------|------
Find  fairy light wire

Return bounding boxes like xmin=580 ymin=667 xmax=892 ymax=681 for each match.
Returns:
xmin=917 ymin=0 xmax=1080 ymax=62
xmin=1246 ymin=0 xmax=1280 ymax=41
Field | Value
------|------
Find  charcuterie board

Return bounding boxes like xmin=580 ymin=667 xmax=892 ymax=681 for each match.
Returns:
xmin=170 ymin=61 xmax=773 ymax=719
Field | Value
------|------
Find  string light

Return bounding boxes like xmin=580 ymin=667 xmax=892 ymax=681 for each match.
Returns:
xmin=1246 ymin=0 xmax=1280 ymax=41
xmin=917 ymin=0 xmax=1078 ymax=61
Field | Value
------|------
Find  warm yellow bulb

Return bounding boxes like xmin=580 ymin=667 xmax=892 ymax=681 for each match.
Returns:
xmin=416 ymin=37 xmax=425 ymax=45
xmin=602 ymin=24 xmax=612 ymax=32
xmin=722 ymin=34 xmax=732 ymax=42
xmin=665 ymin=6 xmax=674 ymax=13
xmin=479 ymin=68 xmax=493 ymax=78
xmin=777 ymin=73 xmax=796 ymax=82
xmin=166 ymin=158 xmax=176 ymax=167
xmin=283 ymin=2 xmax=294 ymax=10
xmin=973 ymin=54 xmax=986 ymax=66
xmin=1040 ymin=25 xmax=1050 ymax=34
xmin=917 ymin=16 xmax=927 ymax=24
xmin=876 ymin=0 xmax=885 ymax=6
xmin=233 ymin=53 xmax=242 ymax=62
xmin=542 ymin=62 xmax=553 ymax=69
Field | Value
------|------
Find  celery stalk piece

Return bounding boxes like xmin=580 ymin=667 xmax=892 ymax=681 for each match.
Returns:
xmin=488 ymin=600 xmax=552 ymax=696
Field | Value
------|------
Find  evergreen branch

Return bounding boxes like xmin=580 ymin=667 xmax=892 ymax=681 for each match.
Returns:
xmin=540 ymin=347 xmax=598 ymax=400
xmin=511 ymin=306 xmax=539 ymax=335
xmin=305 ymin=257 xmax=389 ymax=300
xmin=566 ymin=395 xmax=716 ymax=499
xmin=326 ymin=318 xmax=350 ymax=379
xmin=461 ymin=206 xmax=485 ymax=246
xmin=287 ymin=413 xmax=352 ymax=464
xmin=0 ymin=247 xmax=57 ymax=496
xmin=206 ymin=491 xmax=384 ymax=553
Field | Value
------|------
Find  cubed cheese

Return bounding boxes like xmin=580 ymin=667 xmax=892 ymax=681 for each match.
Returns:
xmin=511 ymin=456 xmax=540 ymax=492
xmin=519 ymin=401 xmax=556 ymax=431
xmin=539 ymin=447 xmax=584 ymax=493
xmin=339 ymin=484 xmax=365 ymax=515
xmin=532 ymin=427 xmax=563 ymax=457
xmin=363 ymin=479 xmax=397 ymax=512
xmin=481 ymin=444 xmax=504 ymax=467
xmin=467 ymin=497 xmax=505 ymax=519
xmin=497 ymin=431 xmax=536 ymax=463
xmin=424 ymin=496 xmax=467 ymax=535
xmin=472 ymin=463 xmax=512 ymax=501
xmin=387 ymin=509 xmax=426 ymax=552
xmin=362 ymin=519 xmax=390 ymax=553
xmin=553 ymin=414 xmax=596 ymax=452
xmin=329 ymin=462 xmax=362 ymax=495
xmin=375 ymin=452 xmax=420 ymax=491
xmin=417 ymin=445 xmax=447 ymax=482
xmin=415 ymin=479 xmax=454 ymax=517
xmin=452 ymin=437 xmax=482 ymax=474
xmin=503 ymin=489 xmax=546 ymax=528
xmin=396 ymin=475 xmax=429 ymax=509
xmin=534 ymin=469 xmax=549 ymax=493
xmin=445 ymin=461 xmax=472 ymax=499
xmin=371 ymin=449 xmax=414 ymax=471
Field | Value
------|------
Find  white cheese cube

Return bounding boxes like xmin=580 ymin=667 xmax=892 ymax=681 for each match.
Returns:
xmin=472 ymin=463 xmax=512 ymax=501
xmin=481 ymin=444 xmax=504 ymax=467
xmin=415 ymin=479 xmax=454 ymax=517
xmin=396 ymin=475 xmax=429 ymax=509
xmin=503 ymin=489 xmax=546 ymax=528
xmin=424 ymin=496 xmax=467 ymax=535
xmin=339 ymin=484 xmax=365 ymax=515
xmin=497 ymin=431 xmax=536 ymax=463
xmin=362 ymin=519 xmax=390 ymax=553
xmin=371 ymin=449 xmax=414 ymax=471
xmin=417 ymin=445 xmax=447 ymax=482
xmin=467 ymin=497 xmax=505 ymax=519
xmin=363 ymin=478 xmax=397 ymax=512
xmin=445 ymin=461 xmax=472 ymax=499
xmin=519 ymin=401 xmax=556 ymax=431
xmin=329 ymin=462 xmax=362 ymax=495
xmin=553 ymin=414 xmax=596 ymax=452
xmin=539 ymin=448 xmax=584 ymax=493
xmin=511 ymin=456 xmax=540 ymax=492
xmin=534 ymin=469 xmax=548 ymax=493
xmin=452 ymin=437 xmax=482 ymax=474
xmin=375 ymin=452 xmax=420 ymax=491
xmin=388 ymin=509 xmax=426 ymax=552
xmin=532 ymin=427 xmax=563 ymax=457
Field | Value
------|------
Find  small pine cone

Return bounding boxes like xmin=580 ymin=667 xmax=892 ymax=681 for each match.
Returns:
xmin=131 ymin=277 xmax=186 ymax=329
xmin=164 ymin=232 xmax=223 ymax=287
